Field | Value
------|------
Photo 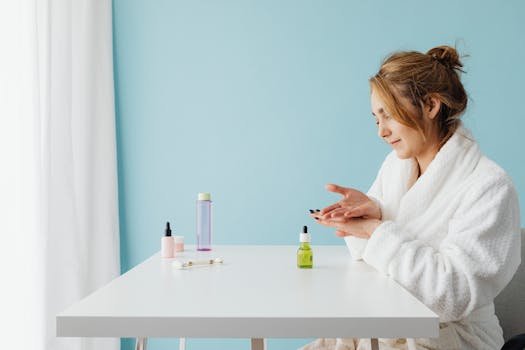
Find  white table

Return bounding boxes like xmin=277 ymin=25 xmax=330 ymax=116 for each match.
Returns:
xmin=57 ymin=245 xmax=438 ymax=350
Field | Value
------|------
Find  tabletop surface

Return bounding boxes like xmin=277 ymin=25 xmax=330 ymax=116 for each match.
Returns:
xmin=57 ymin=245 xmax=439 ymax=338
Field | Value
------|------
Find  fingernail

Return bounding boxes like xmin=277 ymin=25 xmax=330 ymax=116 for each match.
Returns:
xmin=316 ymin=209 xmax=320 ymax=212
xmin=309 ymin=209 xmax=314 ymax=213
xmin=314 ymin=217 xmax=319 ymax=220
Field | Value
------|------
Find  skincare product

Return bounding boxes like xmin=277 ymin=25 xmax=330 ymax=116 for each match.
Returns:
xmin=173 ymin=235 xmax=184 ymax=252
xmin=161 ymin=222 xmax=175 ymax=258
xmin=297 ymin=225 xmax=313 ymax=268
xmin=196 ymin=192 xmax=212 ymax=251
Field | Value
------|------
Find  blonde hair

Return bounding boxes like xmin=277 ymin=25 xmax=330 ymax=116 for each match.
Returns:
xmin=370 ymin=45 xmax=468 ymax=146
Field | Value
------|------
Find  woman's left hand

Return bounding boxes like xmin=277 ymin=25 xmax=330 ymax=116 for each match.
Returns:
xmin=310 ymin=212 xmax=381 ymax=239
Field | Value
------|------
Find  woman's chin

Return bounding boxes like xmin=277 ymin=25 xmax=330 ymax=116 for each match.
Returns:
xmin=394 ymin=149 xmax=411 ymax=159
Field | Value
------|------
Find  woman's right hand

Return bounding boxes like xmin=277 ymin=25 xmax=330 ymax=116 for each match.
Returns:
xmin=316 ymin=183 xmax=382 ymax=221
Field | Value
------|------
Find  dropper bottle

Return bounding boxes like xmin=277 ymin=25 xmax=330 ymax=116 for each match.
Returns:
xmin=161 ymin=221 xmax=175 ymax=258
xmin=297 ymin=225 xmax=313 ymax=268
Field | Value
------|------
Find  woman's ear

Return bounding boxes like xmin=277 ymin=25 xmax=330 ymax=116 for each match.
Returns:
xmin=423 ymin=94 xmax=442 ymax=120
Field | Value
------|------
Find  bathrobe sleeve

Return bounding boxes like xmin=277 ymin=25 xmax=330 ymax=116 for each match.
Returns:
xmin=362 ymin=175 xmax=521 ymax=322
xmin=366 ymin=164 xmax=385 ymax=215
xmin=343 ymin=158 xmax=387 ymax=260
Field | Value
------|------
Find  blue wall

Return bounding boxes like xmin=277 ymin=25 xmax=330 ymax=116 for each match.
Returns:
xmin=113 ymin=1 xmax=525 ymax=349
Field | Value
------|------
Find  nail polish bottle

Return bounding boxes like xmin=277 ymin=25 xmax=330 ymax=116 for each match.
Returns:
xmin=161 ymin=222 xmax=175 ymax=258
xmin=297 ymin=226 xmax=313 ymax=268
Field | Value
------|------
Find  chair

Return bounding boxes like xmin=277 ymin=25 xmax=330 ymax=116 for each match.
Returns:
xmin=494 ymin=229 xmax=525 ymax=344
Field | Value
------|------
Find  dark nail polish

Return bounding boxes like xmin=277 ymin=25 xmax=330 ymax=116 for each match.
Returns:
xmin=309 ymin=209 xmax=314 ymax=213
xmin=316 ymin=209 xmax=321 ymax=212
xmin=314 ymin=217 xmax=319 ymax=220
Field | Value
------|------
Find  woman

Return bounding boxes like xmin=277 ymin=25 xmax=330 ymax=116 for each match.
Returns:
xmin=304 ymin=46 xmax=521 ymax=350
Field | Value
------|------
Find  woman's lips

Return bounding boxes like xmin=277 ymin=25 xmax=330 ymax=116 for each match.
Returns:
xmin=390 ymin=139 xmax=401 ymax=145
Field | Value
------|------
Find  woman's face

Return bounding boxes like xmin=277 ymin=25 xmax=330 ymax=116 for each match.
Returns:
xmin=370 ymin=89 xmax=436 ymax=160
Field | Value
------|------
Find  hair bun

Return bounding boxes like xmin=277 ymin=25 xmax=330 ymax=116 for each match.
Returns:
xmin=427 ymin=46 xmax=463 ymax=71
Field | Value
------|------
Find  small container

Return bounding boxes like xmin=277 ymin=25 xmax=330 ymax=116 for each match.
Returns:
xmin=173 ymin=236 xmax=184 ymax=252
xmin=297 ymin=225 xmax=313 ymax=268
xmin=161 ymin=222 xmax=175 ymax=258
xmin=196 ymin=192 xmax=212 ymax=251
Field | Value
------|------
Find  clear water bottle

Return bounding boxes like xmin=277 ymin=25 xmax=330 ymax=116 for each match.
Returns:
xmin=196 ymin=192 xmax=212 ymax=251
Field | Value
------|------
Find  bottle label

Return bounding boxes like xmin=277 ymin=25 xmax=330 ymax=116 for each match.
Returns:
xmin=297 ymin=251 xmax=313 ymax=268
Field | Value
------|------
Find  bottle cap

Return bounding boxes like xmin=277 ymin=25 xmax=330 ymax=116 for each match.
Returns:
xmin=300 ymin=225 xmax=311 ymax=243
xmin=198 ymin=193 xmax=211 ymax=201
xmin=164 ymin=222 xmax=172 ymax=237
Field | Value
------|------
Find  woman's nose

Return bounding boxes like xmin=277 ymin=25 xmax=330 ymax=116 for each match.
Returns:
xmin=377 ymin=123 xmax=390 ymax=138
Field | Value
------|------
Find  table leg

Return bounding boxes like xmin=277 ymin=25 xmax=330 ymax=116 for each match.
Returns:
xmin=371 ymin=338 xmax=379 ymax=350
xmin=251 ymin=338 xmax=266 ymax=350
xmin=135 ymin=337 xmax=147 ymax=350
xmin=406 ymin=338 xmax=417 ymax=350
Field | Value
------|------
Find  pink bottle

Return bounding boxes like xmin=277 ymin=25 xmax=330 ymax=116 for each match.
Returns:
xmin=173 ymin=235 xmax=184 ymax=252
xmin=161 ymin=222 xmax=175 ymax=258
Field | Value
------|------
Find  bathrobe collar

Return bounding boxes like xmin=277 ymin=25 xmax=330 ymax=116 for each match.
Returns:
xmin=396 ymin=126 xmax=482 ymax=224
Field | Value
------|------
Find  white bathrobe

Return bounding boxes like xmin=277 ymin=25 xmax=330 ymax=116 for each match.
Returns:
xmin=304 ymin=127 xmax=521 ymax=350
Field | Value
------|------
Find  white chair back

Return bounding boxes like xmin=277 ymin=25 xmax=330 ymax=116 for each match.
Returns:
xmin=494 ymin=228 xmax=525 ymax=341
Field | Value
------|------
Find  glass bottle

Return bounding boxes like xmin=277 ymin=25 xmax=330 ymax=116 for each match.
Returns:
xmin=196 ymin=192 xmax=212 ymax=251
xmin=297 ymin=225 xmax=313 ymax=268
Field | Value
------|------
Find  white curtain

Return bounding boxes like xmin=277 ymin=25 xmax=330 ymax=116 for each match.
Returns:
xmin=0 ymin=1 xmax=120 ymax=349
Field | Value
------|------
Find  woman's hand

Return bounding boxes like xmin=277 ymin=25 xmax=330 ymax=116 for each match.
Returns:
xmin=309 ymin=183 xmax=382 ymax=238
xmin=319 ymin=184 xmax=381 ymax=220
xmin=313 ymin=215 xmax=382 ymax=239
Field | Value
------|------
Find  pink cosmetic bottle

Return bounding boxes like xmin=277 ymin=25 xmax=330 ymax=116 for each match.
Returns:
xmin=161 ymin=222 xmax=175 ymax=258
xmin=173 ymin=236 xmax=184 ymax=252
